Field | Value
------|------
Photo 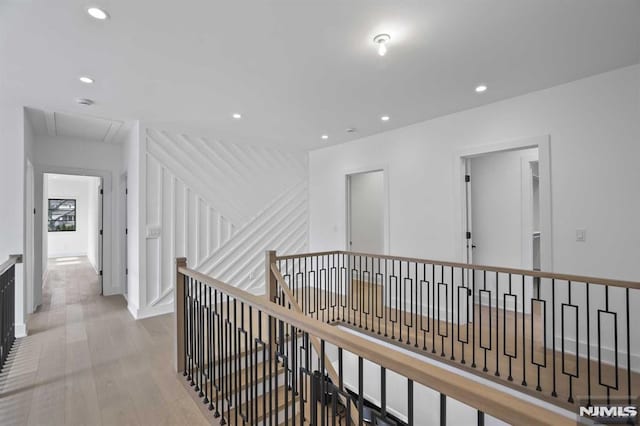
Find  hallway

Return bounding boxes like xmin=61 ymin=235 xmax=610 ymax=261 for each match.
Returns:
xmin=0 ymin=258 xmax=208 ymax=425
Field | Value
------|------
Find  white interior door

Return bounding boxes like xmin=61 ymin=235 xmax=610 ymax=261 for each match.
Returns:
xmin=347 ymin=170 xmax=385 ymax=254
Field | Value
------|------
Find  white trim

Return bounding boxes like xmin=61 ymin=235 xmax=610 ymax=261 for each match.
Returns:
xmin=554 ymin=336 xmax=640 ymax=373
xmin=15 ymin=323 xmax=27 ymax=338
xmin=128 ymin=301 xmax=174 ymax=319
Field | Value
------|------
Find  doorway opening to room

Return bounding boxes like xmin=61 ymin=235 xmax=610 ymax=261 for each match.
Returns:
xmin=464 ymin=148 xmax=540 ymax=271
xmin=346 ymin=169 xmax=387 ymax=255
xmin=459 ymin=136 xmax=552 ymax=319
xmin=44 ymin=173 xmax=104 ymax=295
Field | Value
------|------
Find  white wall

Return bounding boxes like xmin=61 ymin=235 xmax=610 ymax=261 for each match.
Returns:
xmin=33 ymin=134 xmax=124 ymax=298
xmin=309 ymin=64 xmax=640 ymax=282
xmin=46 ymin=174 xmax=91 ymax=258
xmin=122 ymin=122 xmax=142 ymax=312
xmin=131 ymin=128 xmax=308 ymax=318
xmin=309 ymin=64 xmax=640 ymax=368
xmin=349 ymin=171 xmax=385 ymax=254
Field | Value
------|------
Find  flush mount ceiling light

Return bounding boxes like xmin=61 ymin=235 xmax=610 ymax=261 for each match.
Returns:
xmin=79 ymin=76 xmax=94 ymax=84
xmin=475 ymin=84 xmax=488 ymax=93
xmin=321 ymin=134 xmax=329 ymax=140
xmin=232 ymin=113 xmax=242 ymax=119
xmin=380 ymin=115 xmax=390 ymax=122
xmin=373 ymin=33 xmax=391 ymax=56
xmin=87 ymin=7 xmax=109 ymax=20
xmin=76 ymin=98 xmax=94 ymax=106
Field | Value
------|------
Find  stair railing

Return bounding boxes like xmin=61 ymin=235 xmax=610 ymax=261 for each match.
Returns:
xmin=0 ymin=254 xmax=21 ymax=372
xmin=176 ymin=257 xmax=574 ymax=426
xmin=269 ymin=249 xmax=640 ymax=413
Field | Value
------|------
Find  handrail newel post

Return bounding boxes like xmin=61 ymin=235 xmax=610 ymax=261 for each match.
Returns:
xmin=175 ymin=257 xmax=187 ymax=374
xmin=265 ymin=250 xmax=277 ymax=302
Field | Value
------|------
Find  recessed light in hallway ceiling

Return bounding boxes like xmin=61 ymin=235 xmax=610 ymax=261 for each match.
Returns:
xmin=321 ymin=134 xmax=328 ymax=140
xmin=475 ymin=84 xmax=488 ymax=93
xmin=380 ymin=115 xmax=390 ymax=122
xmin=87 ymin=7 xmax=109 ymax=20
xmin=232 ymin=113 xmax=242 ymax=119
xmin=79 ymin=76 xmax=94 ymax=84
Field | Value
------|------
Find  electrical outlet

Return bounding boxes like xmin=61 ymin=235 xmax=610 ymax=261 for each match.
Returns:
xmin=248 ymin=271 xmax=254 ymax=280
xmin=576 ymin=229 xmax=586 ymax=242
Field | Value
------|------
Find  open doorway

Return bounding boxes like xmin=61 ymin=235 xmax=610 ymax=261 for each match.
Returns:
xmin=44 ymin=173 xmax=104 ymax=295
xmin=346 ymin=170 xmax=386 ymax=254
xmin=465 ymin=147 xmax=539 ymax=269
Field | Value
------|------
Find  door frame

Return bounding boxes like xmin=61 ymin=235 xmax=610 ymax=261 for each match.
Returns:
xmin=455 ymin=135 xmax=553 ymax=272
xmin=32 ymin=165 xmax=113 ymax=309
xmin=344 ymin=166 xmax=390 ymax=255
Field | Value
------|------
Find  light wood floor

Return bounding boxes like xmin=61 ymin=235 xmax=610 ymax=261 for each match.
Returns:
xmin=0 ymin=257 xmax=209 ymax=426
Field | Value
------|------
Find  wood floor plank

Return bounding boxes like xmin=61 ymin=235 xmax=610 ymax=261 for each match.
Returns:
xmin=0 ymin=257 xmax=210 ymax=426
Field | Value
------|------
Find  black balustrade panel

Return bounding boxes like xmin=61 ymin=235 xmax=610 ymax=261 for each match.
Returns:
xmin=0 ymin=261 xmax=16 ymax=372
xmin=179 ymin=270 xmax=492 ymax=425
xmin=272 ymin=251 xmax=639 ymax=411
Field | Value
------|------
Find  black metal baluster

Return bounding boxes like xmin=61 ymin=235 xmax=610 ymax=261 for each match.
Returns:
xmin=381 ymin=366 xmax=386 ymax=417
xmin=215 ymin=289 xmax=222 ymax=418
xmin=205 ymin=286 xmax=211 ymax=408
xmin=183 ymin=275 xmax=189 ymax=378
xmin=551 ymin=278 xmax=557 ymax=398
xmin=472 ymin=268 xmax=476 ymax=369
xmin=414 ymin=262 xmax=419 ymax=348
xmin=477 ymin=410 xmax=484 ymax=426
xmin=522 ymin=274 xmax=527 ymax=387
xmin=199 ymin=281 xmax=205 ymax=398
xmin=626 ymin=287 xmax=631 ymax=406
xmin=586 ymin=283 xmax=591 ymax=406
xmin=450 ymin=267 xmax=455 ymax=360
xmin=495 ymin=272 xmax=500 ymax=377
xmin=439 ymin=393 xmax=446 ymax=426
xmin=358 ymin=356 xmax=364 ymax=426
xmin=432 ymin=264 xmax=436 ymax=354
xmin=321 ymin=340 xmax=326 ymax=426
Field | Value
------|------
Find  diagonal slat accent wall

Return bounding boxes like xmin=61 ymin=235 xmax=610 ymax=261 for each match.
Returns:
xmin=143 ymin=128 xmax=307 ymax=315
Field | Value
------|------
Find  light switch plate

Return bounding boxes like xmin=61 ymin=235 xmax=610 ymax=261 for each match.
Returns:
xmin=576 ymin=229 xmax=586 ymax=242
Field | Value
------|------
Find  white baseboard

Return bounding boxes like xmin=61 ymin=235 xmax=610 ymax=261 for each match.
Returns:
xmin=554 ymin=336 xmax=640 ymax=373
xmin=127 ymin=303 xmax=174 ymax=320
xmin=15 ymin=323 xmax=27 ymax=338
xmin=48 ymin=253 xmax=88 ymax=259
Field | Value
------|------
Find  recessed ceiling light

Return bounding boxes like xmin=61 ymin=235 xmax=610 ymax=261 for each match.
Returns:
xmin=87 ymin=7 xmax=109 ymax=20
xmin=373 ymin=33 xmax=391 ymax=56
xmin=79 ymin=76 xmax=94 ymax=84
xmin=380 ymin=115 xmax=390 ymax=122
xmin=475 ymin=84 xmax=488 ymax=93
xmin=232 ymin=113 xmax=242 ymax=119
xmin=76 ymin=98 xmax=94 ymax=106
xmin=321 ymin=134 xmax=329 ymax=140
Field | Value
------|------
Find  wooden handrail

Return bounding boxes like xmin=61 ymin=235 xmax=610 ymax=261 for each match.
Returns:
xmin=275 ymin=250 xmax=640 ymax=289
xmin=177 ymin=264 xmax=574 ymax=426
xmin=0 ymin=254 xmax=22 ymax=276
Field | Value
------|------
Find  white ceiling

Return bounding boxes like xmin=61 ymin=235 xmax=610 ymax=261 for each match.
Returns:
xmin=25 ymin=108 xmax=125 ymax=143
xmin=2 ymin=0 xmax=639 ymax=150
